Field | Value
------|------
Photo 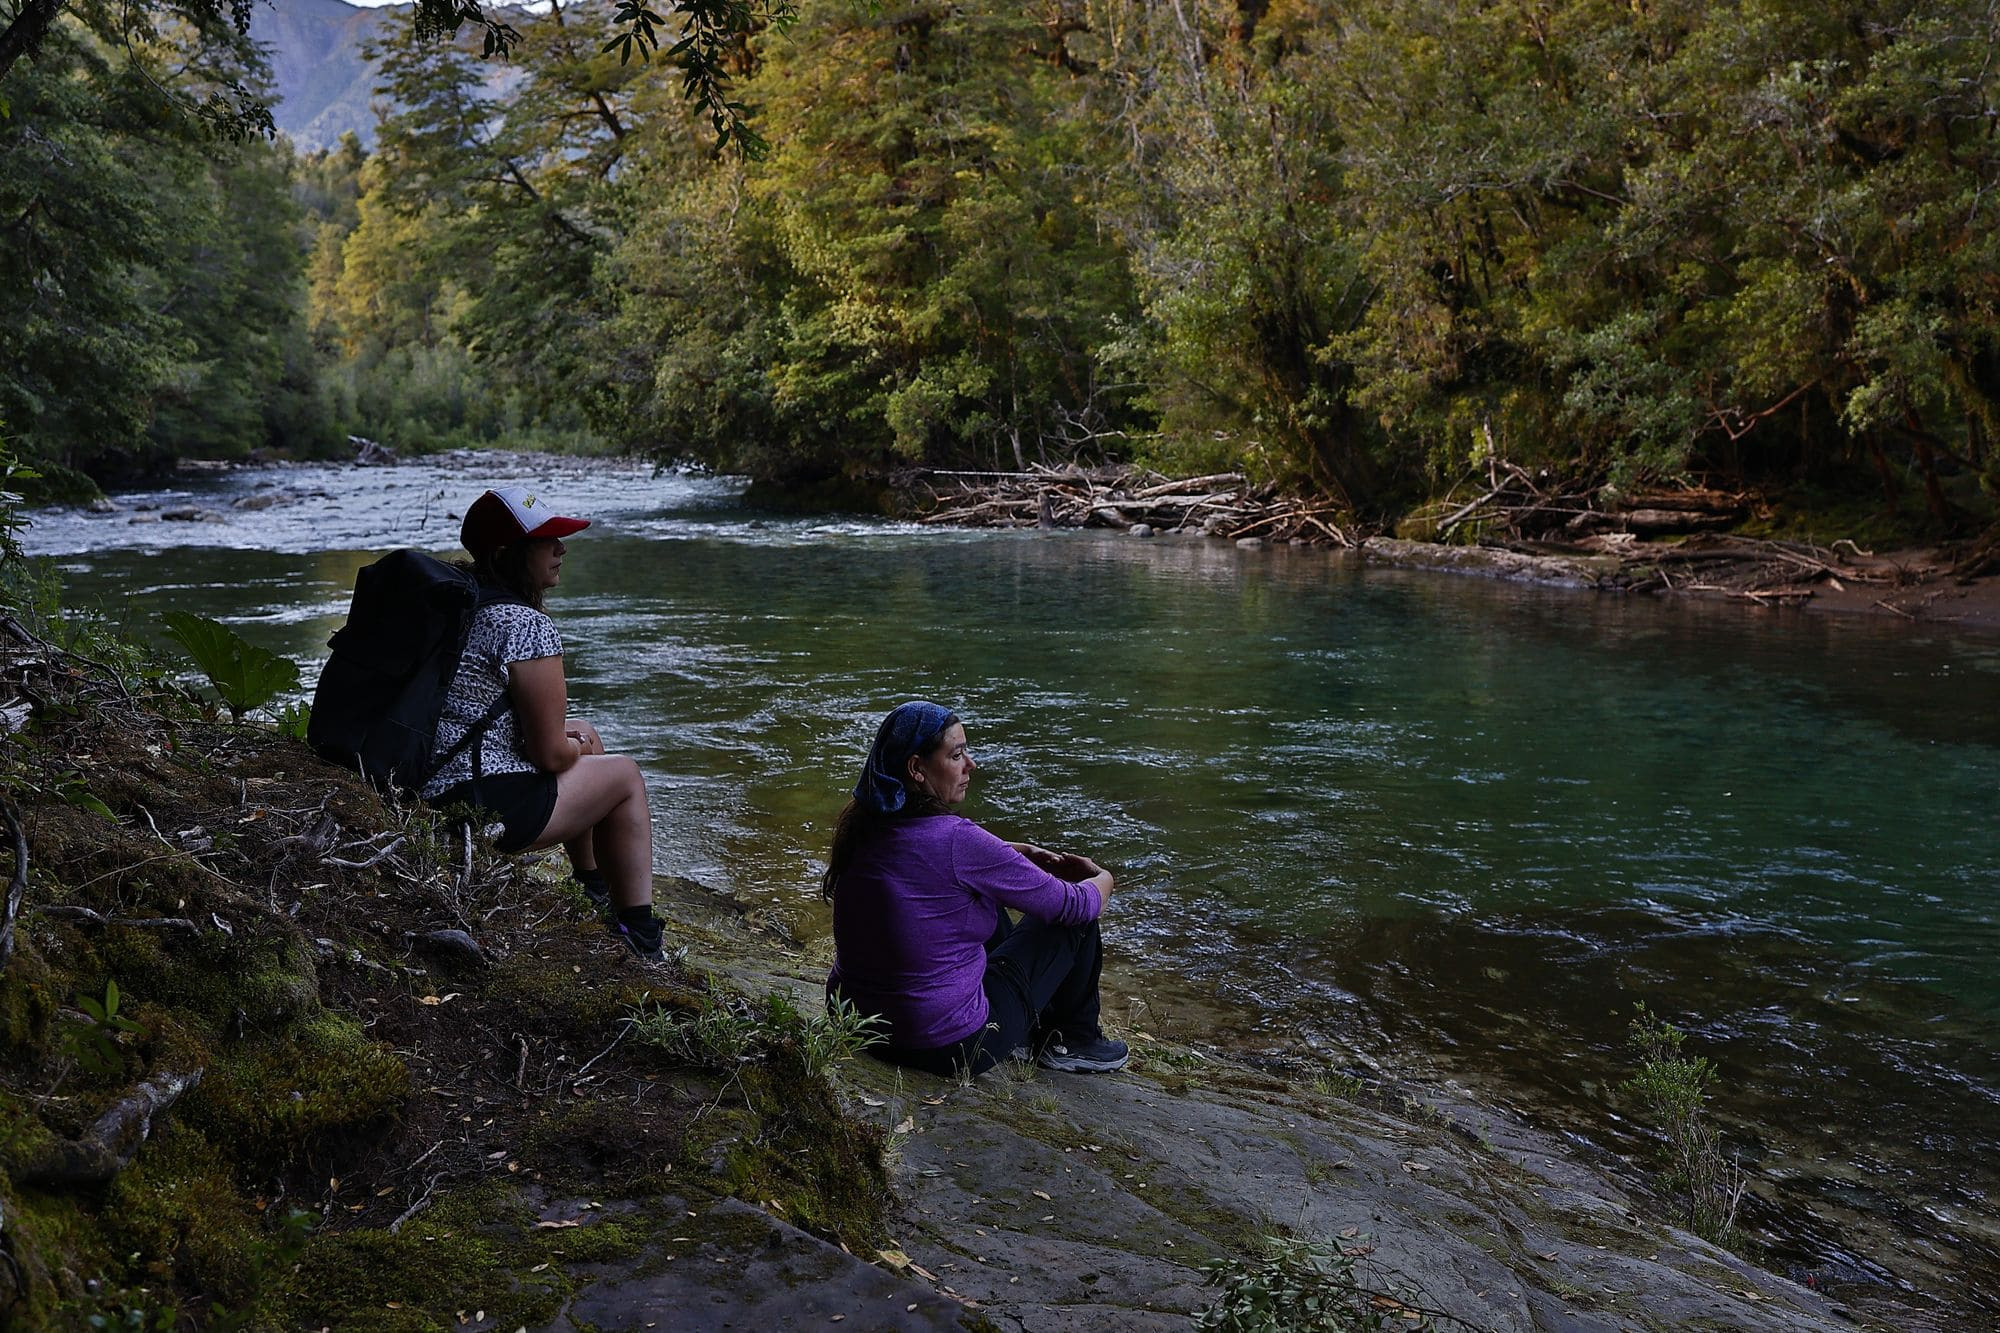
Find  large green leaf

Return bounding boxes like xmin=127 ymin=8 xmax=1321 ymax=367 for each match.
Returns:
xmin=160 ymin=611 xmax=300 ymax=723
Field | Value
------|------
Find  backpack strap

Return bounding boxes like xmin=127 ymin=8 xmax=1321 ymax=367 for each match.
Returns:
xmin=424 ymin=691 xmax=512 ymax=787
xmin=422 ymin=587 xmax=538 ymax=796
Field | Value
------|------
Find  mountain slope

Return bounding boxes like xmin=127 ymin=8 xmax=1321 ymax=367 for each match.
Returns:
xmin=251 ymin=0 xmax=527 ymax=153
xmin=250 ymin=0 xmax=396 ymax=150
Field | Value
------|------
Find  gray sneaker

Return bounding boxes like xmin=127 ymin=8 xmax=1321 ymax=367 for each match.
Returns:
xmin=1036 ymin=1032 xmax=1129 ymax=1073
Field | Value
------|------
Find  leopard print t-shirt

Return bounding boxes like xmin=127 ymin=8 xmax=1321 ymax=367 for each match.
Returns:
xmin=420 ymin=602 xmax=562 ymax=797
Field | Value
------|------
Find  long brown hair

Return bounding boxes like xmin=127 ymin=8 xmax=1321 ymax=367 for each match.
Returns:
xmin=458 ymin=541 xmax=547 ymax=611
xmin=821 ymin=723 xmax=956 ymax=900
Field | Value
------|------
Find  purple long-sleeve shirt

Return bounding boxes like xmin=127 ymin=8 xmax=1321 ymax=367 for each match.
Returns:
xmin=828 ymin=815 xmax=1103 ymax=1050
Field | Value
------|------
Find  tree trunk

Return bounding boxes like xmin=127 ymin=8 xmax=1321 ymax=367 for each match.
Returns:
xmin=0 ymin=0 xmax=65 ymax=85
xmin=1866 ymin=435 xmax=1901 ymax=512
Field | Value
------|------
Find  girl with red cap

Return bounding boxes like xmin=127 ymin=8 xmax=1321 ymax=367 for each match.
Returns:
xmin=425 ymin=486 xmax=666 ymax=960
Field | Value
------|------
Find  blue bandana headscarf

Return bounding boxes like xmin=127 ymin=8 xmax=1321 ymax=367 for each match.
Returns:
xmin=853 ymin=701 xmax=957 ymax=814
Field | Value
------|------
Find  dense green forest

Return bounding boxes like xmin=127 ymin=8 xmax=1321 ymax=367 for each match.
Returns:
xmin=4 ymin=0 xmax=1997 ymax=529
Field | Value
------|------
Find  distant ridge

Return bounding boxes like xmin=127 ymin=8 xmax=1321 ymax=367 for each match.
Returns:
xmin=250 ymin=0 xmax=526 ymax=153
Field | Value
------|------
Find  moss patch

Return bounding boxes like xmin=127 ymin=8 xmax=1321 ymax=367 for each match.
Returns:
xmin=187 ymin=1012 xmax=410 ymax=1167
xmin=729 ymin=1046 xmax=891 ymax=1247
xmin=0 ymin=694 xmax=894 ymax=1326
xmin=104 ymin=1125 xmax=265 ymax=1304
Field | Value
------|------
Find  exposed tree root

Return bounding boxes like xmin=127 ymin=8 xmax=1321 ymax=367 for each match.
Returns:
xmin=36 ymin=905 xmax=204 ymax=933
xmin=13 ymin=1067 xmax=204 ymax=1186
xmin=0 ymin=797 xmax=23 ymax=978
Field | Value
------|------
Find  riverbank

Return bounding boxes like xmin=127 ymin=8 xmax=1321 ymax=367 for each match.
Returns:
xmin=48 ymin=450 xmax=2000 ymax=632
xmin=1357 ymin=536 xmax=2000 ymax=633
xmin=902 ymin=465 xmax=2000 ymax=634
xmin=0 ymin=622 xmax=1937 ymax=1330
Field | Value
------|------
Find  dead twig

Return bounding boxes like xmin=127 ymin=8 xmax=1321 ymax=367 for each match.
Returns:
xmin=326 ymin=835 xmax=407 ymax=870
xmin=38 ymin=905 xmax=204 ymax=933
xmin=1436 ymin=482 xmax=1510 ymax=539
xmin=387 ymin=1171 xmax=445 ymax=1235
xmin=399 ymin=1139 xmax=445 ymax=1179
xmin=572 ymin=1017 xmax=636 ymax=1083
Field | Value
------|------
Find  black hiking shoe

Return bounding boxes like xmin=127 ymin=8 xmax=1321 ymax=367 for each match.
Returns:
xmin=578 ymin=874 xmax=612 ymax=913
xmin=611 ymin=912 xmax=666 ymax=963
xmin=1036 ymin=1032 xmax=1129 ymax=1073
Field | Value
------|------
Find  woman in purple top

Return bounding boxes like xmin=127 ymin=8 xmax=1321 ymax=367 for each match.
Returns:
xmin=824 ymin=701 xmax=1128 ymax=1076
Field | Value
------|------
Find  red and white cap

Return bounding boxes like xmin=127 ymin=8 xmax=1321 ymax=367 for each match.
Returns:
xmin=459 ymin=485 xmax=591 ymax=556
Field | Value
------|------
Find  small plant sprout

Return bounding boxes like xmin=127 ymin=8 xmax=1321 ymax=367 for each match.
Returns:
xmin=631 ymin=989 xmax=884 ymax=1076
xmin=1620 ymin=1002 xmax=1750 ymax=1243
xmin=1312 ymin=1069 xmax=1365 ymax=1101
xmin=61 ymin=979 xmax=147 ymax=1077
xmin=805 ymin=994 xmax=887 ymax=1077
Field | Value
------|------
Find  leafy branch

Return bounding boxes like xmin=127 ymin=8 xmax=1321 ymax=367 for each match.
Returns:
xmin=601 ymin=0 xmax=798 ymax=157
xmin=1197 ymin=1232 xmax=1444 ymax=1331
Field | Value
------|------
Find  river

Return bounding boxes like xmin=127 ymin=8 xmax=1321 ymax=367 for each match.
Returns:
xmin=23 ymin=453 xmax=2000 ymax=1319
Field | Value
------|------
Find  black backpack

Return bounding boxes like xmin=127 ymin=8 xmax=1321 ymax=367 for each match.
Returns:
xmin=307 ymin=549 xmax=521 ymax=794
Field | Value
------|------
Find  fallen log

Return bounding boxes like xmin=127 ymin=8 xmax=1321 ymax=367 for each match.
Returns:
xmin=1618 ymin=488 xmax=1749 ymax=515
xmin=1615 ymin=509 xmax=1740 ymax=534
xmin=14 ymin=1068 xmax=204 ymax=1185
xmin=1130 ymin=472 xmax=1246 ymax=499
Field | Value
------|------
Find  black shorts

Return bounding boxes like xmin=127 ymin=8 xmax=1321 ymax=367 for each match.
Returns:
xmin=429 ymin=772 xmax=558 ymax=853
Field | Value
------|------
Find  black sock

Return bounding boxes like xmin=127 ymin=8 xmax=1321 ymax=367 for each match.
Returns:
xmin=615 ymin=904 xmax=655 ymax=927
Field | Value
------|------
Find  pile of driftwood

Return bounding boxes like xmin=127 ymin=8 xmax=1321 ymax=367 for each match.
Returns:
xmin=1426 ymin=463 xmax=1928 ymax=603
xmin=1624 ymin=534 xmax=1900 ymax=604
xmin=907 ymin=458 xmax=1999 ymax=611
xmin=911 ymin=465 xmax=1356 ymax=545
xmin=1432 ymin=458 xmax=1749 ymax=545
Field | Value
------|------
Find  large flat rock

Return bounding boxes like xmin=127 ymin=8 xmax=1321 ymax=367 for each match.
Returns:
xmin=542 ymin=886 xmax=1904 ymax=1331
xmin=856 ymin=1058 xmax=1859 ymax=1331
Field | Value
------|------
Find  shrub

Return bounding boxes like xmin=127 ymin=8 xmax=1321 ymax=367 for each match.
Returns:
xmin=1620 ymin=1002 xmax=1749 ymax=1243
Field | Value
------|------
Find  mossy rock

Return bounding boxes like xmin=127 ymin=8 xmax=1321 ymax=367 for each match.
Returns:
xmin=0 ymin=1090 xmax=65 ymax=1183
xmin=279 ymin=1189 xmax=568 ymax=1330
xmin=1 ymin=1173 xmax=126 ymax=1325
xmin=184 ymin=1012 xmax=409 ymax=1165
xmin=729 ymin=1047 xmax=889 ymax=1247
xmin=104 ymin=1124 xmax=266 ymax=1302
xmin=0 ymin=948 xmax=60 ymax=1056
xmin=283 ymin=1227 xmax=546 ymax=1331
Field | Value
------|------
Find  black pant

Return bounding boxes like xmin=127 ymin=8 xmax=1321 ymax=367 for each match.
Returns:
xmin=868 ymin=910 xmax=1106 ymax=1078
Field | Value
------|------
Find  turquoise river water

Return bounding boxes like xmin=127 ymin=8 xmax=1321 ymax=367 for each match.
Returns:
xmin=23 ymin=454 xmax=2000 ymax=1318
